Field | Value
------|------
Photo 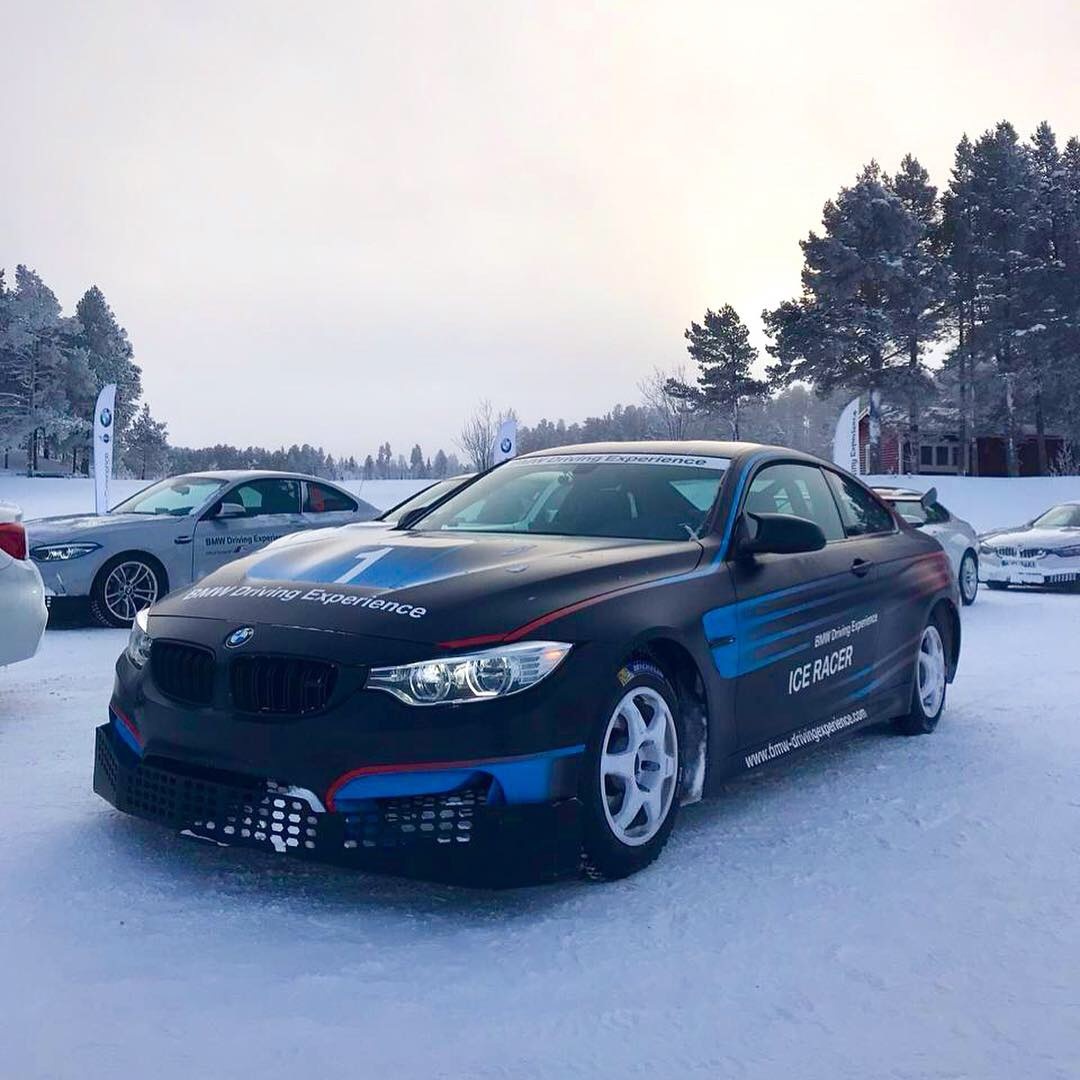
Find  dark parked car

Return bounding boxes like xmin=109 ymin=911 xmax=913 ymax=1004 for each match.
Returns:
xmin=95 ymin=443 xmax=960 ymax=884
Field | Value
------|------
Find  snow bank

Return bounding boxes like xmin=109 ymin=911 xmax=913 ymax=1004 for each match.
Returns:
xmin=862 ymin=474 xmax=1080 ymax=533
xmin=0 ymin=475 xmax=432 ymax=519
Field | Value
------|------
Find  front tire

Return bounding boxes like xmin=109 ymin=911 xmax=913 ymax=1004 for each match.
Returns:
xmin=897 ymin=617 xmax=948 ymax=736
xmin=959 ymin=551 xmax=979 ymax=605
xmin=91 ymin=555 xmax=164 ymax=628
xmin=580 ymin=668 xmax=683 ymax=880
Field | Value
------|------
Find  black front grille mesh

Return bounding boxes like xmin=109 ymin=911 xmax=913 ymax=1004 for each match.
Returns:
xmin=230 ymin=656 xmax=337 ymax=715
xmin=151 ymin=641 xmax=216 ymax=706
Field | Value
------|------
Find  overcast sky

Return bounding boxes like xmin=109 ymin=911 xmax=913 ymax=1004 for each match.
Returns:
xmin=3 ymin=1 xmax=1079 ymax=459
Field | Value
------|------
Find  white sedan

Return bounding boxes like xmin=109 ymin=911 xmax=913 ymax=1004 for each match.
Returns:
xmin=979 ymin=502 xmax=1080 ymax=589
xmin=874 ymin=487 xmax=980 ymax=606
xmin=0 ymin=501 xmax=48 ymax=666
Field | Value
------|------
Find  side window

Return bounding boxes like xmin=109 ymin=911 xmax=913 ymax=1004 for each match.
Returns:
xmin=925 ymin=501 xmax=950 ymax=524
xmin=229 ymin=479 xmax=300 ymax=517
xmin=826 ymin=473 xmax=894 ymax=536
xmin=744 ymin=463 xmax=845 ymax=542
xmin=304 ymin=482 xmax=357 ymax=513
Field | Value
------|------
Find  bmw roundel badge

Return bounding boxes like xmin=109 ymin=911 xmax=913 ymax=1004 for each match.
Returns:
xmin=99 ymin=407 xmax=113 ymax=427
xmin=500 ymin=436 xmax=513 ymax=453
xmin=225 ymin=626 xmax=255 ymax=649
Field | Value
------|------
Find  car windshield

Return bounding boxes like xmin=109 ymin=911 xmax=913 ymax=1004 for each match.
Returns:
xmin=1032 ymin=504 xmax=1080 ymax=528
xmin=379 ymin=477 xmax=467 ymax=525
xmin=112 ymin=476 xmax=227 ymax=516
xmin=415 ymin=453 xmax=730 ymax=541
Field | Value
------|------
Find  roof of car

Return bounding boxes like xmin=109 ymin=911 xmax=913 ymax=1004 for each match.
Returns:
xmin=517 ymin=440 xmax=812 ymax=462
xmin=176 ymin=469 xmax=344 ymax=484
xmin=872 ymin=486 xmax=924 ymax=499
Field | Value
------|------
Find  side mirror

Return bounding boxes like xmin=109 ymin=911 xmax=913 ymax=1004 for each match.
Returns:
xmin=396 ymin=506 xmax=429 ymax=530
xmin=738 ymin=512 xmax=827 ymax=556
xmin=214 ymin=501 xmax=247 ymax=520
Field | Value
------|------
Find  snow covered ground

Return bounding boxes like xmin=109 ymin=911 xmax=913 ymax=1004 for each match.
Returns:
xmin=1 ymin=480 xmax=1079 ymax=1079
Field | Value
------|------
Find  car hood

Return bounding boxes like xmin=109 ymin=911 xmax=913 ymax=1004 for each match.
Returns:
xmin=25 ymin=513 xmax=181 ymax=544
xmin=982 ymin=526 xmax=1080 ymax=548
xmin=152 ymin=527 xmax=705 ymax=645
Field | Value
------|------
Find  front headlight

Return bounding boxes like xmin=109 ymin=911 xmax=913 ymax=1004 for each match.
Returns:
xmin=125 ymin=608 xmax=152 ymax=668
xmin=367 ymin=641 xmax=572 ymax=706
xmin=978 ymin=542 xmax=997 ymax=556
xmin=31 ymin=542 xmax=101 ymax=561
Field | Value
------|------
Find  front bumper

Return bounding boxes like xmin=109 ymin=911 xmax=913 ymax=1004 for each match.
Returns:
xmin=93 ymin=722 xmax=584 ymax=886
xmin=980 ymin=553 xmax=1080 ymax=586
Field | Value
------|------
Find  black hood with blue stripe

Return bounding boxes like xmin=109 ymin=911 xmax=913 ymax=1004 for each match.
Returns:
xmin=151 ymin=525 xmax=704 ymax=645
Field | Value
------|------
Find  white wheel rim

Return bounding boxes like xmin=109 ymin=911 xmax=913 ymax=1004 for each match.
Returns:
xmin=917 ymin=625 xmax=946 ymax=718
xmin=600 ymin=687 xmax=678 ymax=847
xmin=961 ymin=556 xmax=978 ymax=601
xmin=104 ymin=561 xmax=158 ymax=622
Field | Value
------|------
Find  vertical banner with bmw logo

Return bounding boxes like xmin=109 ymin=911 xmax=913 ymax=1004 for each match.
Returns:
xmin=832 ymin=396 xmax=861 ymax=476
xmin=493 ymin=417 xmax=518 ymax=464
xmin=93 ymin=383 xmax=118 ymax=515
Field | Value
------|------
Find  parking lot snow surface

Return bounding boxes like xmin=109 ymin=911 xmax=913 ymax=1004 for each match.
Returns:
xmin=1 ymin=591 xmax=1078 ymax=1080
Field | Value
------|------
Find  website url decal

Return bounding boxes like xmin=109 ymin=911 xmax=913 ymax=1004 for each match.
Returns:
xmin=744 ymin=707 xmax=869 ymax=769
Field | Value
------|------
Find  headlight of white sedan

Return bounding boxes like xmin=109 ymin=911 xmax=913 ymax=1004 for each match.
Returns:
xmin=367 ymin=641 xmax=572 ymax=706
xmin=31 ymin=542 xmax=101 ymax=561
xmin=125 ymin=608 xmax=153 ymax=668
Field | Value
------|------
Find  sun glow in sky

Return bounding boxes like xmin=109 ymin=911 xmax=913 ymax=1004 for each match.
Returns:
xmin=4 ymin=1 xmax=1079 ymax=456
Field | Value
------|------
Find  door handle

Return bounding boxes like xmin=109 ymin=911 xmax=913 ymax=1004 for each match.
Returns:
xmin=850 ymin=557 xmax=873 ymax=577
xmin=174 ymin=536 xmax=193 ymax=545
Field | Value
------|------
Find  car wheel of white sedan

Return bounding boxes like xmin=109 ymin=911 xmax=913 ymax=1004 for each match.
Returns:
xmin=581 ymin=668 xmax=682 ymax=880
xmin=959 ymin=550 xmax=979 ymax=606
xmin=91 ymin=555 xmax=164 ymax=628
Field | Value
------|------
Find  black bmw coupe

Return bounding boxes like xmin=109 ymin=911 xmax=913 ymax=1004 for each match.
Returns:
xmin=95 ymin=442 xmax=961 ymax=884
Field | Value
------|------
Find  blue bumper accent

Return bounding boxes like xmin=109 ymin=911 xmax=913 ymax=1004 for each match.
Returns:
xmin=331 ymin=745 xmax=585 ymax=810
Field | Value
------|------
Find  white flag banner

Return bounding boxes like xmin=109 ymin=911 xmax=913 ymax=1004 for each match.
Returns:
xmin=93 ymin=383 xmax=118 ymax=515
xmin=832 ymin=396 xmax=861 ymax=476
xmin=493 ymin=417 xmax=518 ymax=464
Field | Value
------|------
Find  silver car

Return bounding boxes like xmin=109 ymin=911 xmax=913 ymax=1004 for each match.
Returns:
xmin=27 ymin=471 xmax=378 ymax=626
xmin=979 ymin=502 xmax=1080 ymax=590
xmin=875 ymin=486 xmax=980 ymax=606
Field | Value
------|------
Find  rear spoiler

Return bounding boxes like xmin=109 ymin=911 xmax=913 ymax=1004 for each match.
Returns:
xmin=920 ymin=487 xmax=937 ymax=508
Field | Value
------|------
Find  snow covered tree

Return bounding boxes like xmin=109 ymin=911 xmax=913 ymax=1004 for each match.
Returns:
xmin=886 ymin=154 xmax=949 ymax=472
xmin=73 ymin=286 xmax=142 ymax=442
xmin=432 ymin=448 xmax=448 ymax=477
xmin=408 ymin=443 xmax=426 ymax=477
xmin=123 ymin=403 xmax=170 ymax=479
xmin=764 ymin=164 xmax=919 ymax=472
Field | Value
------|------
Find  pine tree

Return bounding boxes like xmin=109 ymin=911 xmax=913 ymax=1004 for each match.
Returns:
xmin=74 ymin=286 xmax=142 ymax=442
xmin=433 ymin=449 xmax=448 ymax=477
xmin=764 ymin=164 xmax=918 ymax=472
xmin=409 ymin=443 xmax=426 ymax=477
xmin=363 ymin=454 xmax=375 ymax=480
xmin=123 ymin=403 xmax=170 ymax=479
xmin=666 ymin=305 xmax=767 ymax=440
xmin=886 ymin=154 xmax=948 ymax=472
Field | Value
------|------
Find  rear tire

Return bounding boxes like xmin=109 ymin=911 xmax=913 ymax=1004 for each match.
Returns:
xmin=580 ymin=667 xmax=683 ymax=880
xmin=959 ymin=551 xmax=979 ymax=605
xmin=897 ymin=615 xmax=948 ymax=736
xmin=90 ymin=555 xmax=164 ymax=628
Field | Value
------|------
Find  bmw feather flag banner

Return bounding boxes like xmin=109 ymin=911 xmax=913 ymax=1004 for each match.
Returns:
xmin=93 ymin=383 xmax=118 ymax=515
xmin=832 ymin=396 xmax=861 ymax=476
xmin=493 ymin=417 xmax=518 ymax=464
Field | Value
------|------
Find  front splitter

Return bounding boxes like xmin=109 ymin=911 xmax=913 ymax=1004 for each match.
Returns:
xmin=93 ymin=723 xmax=583 ymax=887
